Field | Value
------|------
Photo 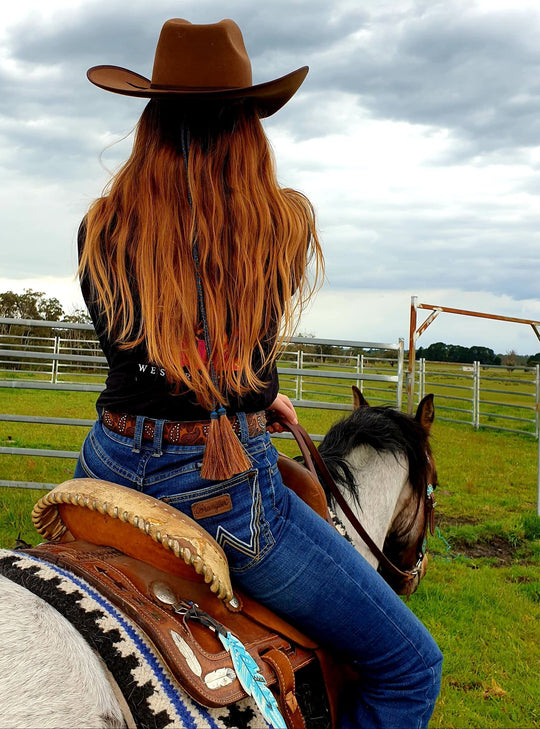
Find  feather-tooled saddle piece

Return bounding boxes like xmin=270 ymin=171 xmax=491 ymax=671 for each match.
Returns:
xmin=31 ymin=478 xmax=234 ymax=603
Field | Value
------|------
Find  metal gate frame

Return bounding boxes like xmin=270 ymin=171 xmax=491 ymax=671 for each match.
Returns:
xmin=407 ymin=295 xmax=540 ymax=515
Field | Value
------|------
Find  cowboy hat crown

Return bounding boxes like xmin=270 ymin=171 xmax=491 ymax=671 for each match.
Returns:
xmin=87 ymin=18 xmax=308 ymax=117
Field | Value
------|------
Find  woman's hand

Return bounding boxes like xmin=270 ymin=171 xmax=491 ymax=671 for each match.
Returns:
xmin=266 ymin=393 xmax=298 ymax=433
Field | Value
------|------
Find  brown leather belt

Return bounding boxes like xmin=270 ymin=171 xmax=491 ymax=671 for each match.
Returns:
xmin=102 ymin=409 xmax=266 ymax=446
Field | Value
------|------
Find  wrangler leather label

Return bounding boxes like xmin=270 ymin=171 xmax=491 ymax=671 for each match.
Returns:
xmin=191 ymin=494 xmax=233 ymax=520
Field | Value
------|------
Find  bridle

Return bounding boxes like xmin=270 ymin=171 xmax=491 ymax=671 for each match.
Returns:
xmin=380 ymin=454 xmax=437 ymax=596
xmin=274 ymin=418 xmax=437 ymax=597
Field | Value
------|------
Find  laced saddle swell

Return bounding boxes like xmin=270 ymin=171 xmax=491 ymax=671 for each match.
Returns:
xmin=29 ymin=477 xmax=341 ymax=729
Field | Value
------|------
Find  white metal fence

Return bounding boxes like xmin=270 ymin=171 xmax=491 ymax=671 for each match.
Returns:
xmin=0 ymin=332 xmax=107 ymax=383
xmin=415 ymin=358 xmax=540 ymax=438
xmin=0 ymin=318 xmax=404 ymax=490
xmin=277 ymin=338 xmax=404 ymax=411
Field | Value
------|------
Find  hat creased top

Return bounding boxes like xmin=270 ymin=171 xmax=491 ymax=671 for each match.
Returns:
xmin=87 ymin=18 xmax=308 ymax=118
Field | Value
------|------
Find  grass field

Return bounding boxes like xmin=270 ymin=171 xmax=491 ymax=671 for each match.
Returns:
xmin=1 ymin=386 xmax=539 ymax=727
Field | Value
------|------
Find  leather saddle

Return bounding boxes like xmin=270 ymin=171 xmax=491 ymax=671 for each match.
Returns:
xmin=28 ymin=456 xmax=343 ymax=729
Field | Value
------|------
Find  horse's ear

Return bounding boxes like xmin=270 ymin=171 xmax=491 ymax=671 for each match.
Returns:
xmin=415 ymin=394 xmax=435 ymax=433
xmin=352 ymin=385 xmax=370 ymax=410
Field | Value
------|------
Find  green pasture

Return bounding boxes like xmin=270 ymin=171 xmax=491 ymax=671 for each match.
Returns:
xmin=0 ymin=386 xmax=539 ymax=728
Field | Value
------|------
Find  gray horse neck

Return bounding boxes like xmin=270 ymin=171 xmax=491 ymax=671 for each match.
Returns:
xmin=335 ymin=445 xmax=410 ymax=569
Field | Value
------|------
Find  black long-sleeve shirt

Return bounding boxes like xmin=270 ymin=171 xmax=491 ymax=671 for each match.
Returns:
xmin=78 ymin=221 xmax=279 ymax=420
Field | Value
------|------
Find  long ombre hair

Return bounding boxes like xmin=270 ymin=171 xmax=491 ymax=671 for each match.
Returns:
xmin=79 ymin=99 xmax=323 ymax=410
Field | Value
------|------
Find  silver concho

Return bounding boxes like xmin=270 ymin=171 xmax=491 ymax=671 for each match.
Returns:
xmin=151 ymin=581 xmax=178 ymax=606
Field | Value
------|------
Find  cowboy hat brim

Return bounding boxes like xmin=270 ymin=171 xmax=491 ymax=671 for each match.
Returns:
xmin=87 ymin=65 xmax=308 ymax=118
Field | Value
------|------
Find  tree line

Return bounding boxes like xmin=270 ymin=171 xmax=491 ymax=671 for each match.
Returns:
xmin=416 ymin=342 xmax=501 ymax=365
xmin=0 ymin=289 xmax=89 ymax=324
xmin=0 ymin=289 xmax=91 ymax=346
xmin=415 ymin=341 xmax=540 ymax=367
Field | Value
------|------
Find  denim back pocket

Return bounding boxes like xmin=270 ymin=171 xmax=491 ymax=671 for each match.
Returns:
xmin=163 ymin=469 xmax=274 ymax=574
xmin=77 ymin=423 xmax=141 ymax=487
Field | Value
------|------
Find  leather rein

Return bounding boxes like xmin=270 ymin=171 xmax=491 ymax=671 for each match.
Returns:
xmin=273 ymin=417 xmax=436 ymax=595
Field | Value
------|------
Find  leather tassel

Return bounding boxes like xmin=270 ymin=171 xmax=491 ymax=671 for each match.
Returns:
xmin=201 ymin=406 xmax=251 ymax=481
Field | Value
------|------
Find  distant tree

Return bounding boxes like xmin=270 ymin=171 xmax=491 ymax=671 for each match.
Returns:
xmin=0 ymin=290 xmax=65 ymax=340
xmin=57 ymin=306 xmax=94 ymax=345
xmin=447 ymin=344 xmax=469 ymax=363
xmin=62 ymin=307 xmax=92 ymax=325
xmin=527 ymin=352 xmax=540 ymax=366
xmin=469 ymin=346 xmax=499 ymax=365
xmin=0 ymin=291 xmax=21 ymax=319
xmin=502 ymin=349 xmax=518 ymax=371
xmin=417 ymin=341 xmax=501 ymax=365
xmin=0 ymin=289 xmax=64 ymax=322
xmin=40 ymin=297 xmax=64 ymax=322
xmin=416 ymin=342 xmax=449 ymax=362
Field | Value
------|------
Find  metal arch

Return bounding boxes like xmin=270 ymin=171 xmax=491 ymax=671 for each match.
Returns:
xmin=407 ymin=296 xmax=540 ymax=516
xmin=407 ymin=296 xmax=540 ymax=415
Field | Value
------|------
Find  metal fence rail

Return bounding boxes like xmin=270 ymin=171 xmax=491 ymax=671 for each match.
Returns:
xmin=415 ymin=358 xmax=540 ymax=437
xmin=0 ymin=317 xmax=404 ymax=490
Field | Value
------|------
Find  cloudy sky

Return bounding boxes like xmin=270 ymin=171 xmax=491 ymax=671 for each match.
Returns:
xmin=3 ymin=0 xmax=540 ymax=354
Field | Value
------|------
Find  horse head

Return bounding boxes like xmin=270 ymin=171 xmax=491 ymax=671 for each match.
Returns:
xmin=320 ymin=387 xmax=437 ymax=596
xmin=371 ymin=393 xmax=437 ymax=595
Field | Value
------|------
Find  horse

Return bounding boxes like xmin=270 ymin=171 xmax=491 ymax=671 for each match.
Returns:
xmin=319 ymin=387 xmax=437 ymax=592
xmin=0 ymin=390 xmax=436 ymax=729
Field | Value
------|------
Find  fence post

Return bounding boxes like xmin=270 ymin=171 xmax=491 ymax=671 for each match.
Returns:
xmin=407 ymin=296 xmax=418 ymax=415
xmin=476 ymin=361 xmax=481 ymax=429
xmin=535 ymin=364 xmax=540 ymax=515
xmin=295 ymin=350 xmax=300 ymax=400
xmin=418 ymin=358 xmax=425 ymax=402
xmin=537 ymin=434 xmax=540 ymax=516
xmin=51 ymin=336 xmax=60 ymax=384
xmin=534 ymin=365 xmax=540 ymax=438
xmin=472 ymin=361 xmax=478 ymax=428
xmin=396 ymin=338 xmax=404 ymax=410
xmin=298 ymin=350 xmax=303 ymax=401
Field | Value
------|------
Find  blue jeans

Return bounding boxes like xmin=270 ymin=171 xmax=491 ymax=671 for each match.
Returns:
xmin=74 ymin=413 xmax=442 ymax=729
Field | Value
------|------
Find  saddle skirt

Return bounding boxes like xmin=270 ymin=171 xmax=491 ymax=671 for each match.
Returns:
xmin=29 ymin=476 xmax=343 ymax=729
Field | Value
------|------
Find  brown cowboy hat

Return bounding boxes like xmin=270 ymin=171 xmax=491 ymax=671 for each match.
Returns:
xmin=87 ymin=18 xmax=308 ymax=118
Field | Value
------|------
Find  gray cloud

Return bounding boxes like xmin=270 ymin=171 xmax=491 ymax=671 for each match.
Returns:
xmin=6 ymin=1 xmax=540 ymax=160
xmin=309 ymin=4 xmax=540 ymax=156
xmin=2 ymin=0 xmax=540 ymax=327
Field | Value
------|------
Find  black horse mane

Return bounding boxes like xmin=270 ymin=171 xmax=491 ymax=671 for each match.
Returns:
xmin=318 ymin=405 xmax=431 ymax=507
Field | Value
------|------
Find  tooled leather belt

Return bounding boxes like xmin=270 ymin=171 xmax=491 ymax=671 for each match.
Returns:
xmin=102 ymin=409 xmax=267 ymax=446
